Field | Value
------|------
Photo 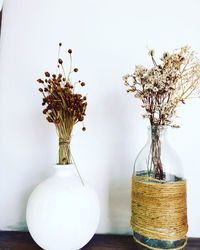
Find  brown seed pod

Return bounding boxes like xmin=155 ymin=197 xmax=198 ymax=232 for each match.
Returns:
xmin=62 ymin=157 xmax=66 ymax=162
xmin=37 ymin=79 xmax=44 ymax=83
xmin=47 ymin=97 xmax=51 ymax=102
xmin=68 ymin=49 xmax=72 ymax=54
xmin=39 ymin=88 xmax=43 ymax=92
xmin=55 ymin=119 xmax=60 ymax=124
xmin=46 ymin=117 xmax=53 ymax=123
xmin=74 ymin=68 xmax=78 ymax=72
xmin=82 ymin=127 xmax=86 ymax=131
xmin=58 ymin=58 xmax=63 ymax=64
xmin=55 ymin=81 xmax=60 ymax=86
xmin=56 ymin=105 xmax=61 ymax=111
xmin=83 ymin=96 xmax=87 ymax=100
xmin=45 ymin=72 xmax=50 ymax=77
xmin=47 ymin=104 xmax=52 ymax=110
xmin=65 ymin=82 xmax=71 ymax=88
xmin=59 ymin=42 xmax=62 ymax=47
xmin=43 ymin=109 xmax=48 ymax=114
xmin=81 ymin=82 xmax=86 ymax=87
xmin=51 ymin=102 xmax=56 ymax=108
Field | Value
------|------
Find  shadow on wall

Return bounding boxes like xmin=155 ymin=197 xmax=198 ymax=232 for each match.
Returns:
xmin=3 ymin=196 xmax=29 ymax=232
xmin=0 ymin=110 xmax=54 ymax=231
xmin=5 ymin=222 xmax=27 ymax=231
xmin=109 ymin=178 xmax=132 ymax=234
xmin=100 ymin=93 xmax=136 ymax=234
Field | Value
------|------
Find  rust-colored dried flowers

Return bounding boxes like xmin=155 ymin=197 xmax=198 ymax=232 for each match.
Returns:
xmin=37 ymin=43 xmax=87 ymax=165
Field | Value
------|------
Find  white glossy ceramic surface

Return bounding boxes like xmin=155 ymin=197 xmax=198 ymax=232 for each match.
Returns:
xmin=26 ymin=164 xmax=100 ymax=250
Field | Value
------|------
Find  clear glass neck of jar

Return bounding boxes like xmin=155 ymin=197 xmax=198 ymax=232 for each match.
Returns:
xmin=134 ymin=125 xmax=184 ymax=182
xmin=148 ymin=125 xmax=167 ymax=141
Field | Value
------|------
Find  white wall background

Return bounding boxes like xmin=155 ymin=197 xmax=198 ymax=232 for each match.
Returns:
xmin=0 ymin=0 xmax=200 ymax=237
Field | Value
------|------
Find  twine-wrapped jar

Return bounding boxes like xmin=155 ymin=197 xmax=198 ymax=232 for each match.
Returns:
xmin=131 ymin=126 xmax=188 ymax=249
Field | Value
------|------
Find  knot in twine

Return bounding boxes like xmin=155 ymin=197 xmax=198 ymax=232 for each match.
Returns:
xmin=59 ymin=137 xmax=71 ymax=146
xmin=131 ymin=176 xmax=188 ymax=250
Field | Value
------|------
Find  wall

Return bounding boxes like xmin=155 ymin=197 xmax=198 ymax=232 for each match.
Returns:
xmin=0 ymin=0 xmax=200 ymax=236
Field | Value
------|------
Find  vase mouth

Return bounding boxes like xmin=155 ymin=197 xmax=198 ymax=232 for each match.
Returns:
xmin=53 ymin=164 xmax=76 ymax=177
xmin=148 ymin=125 xmax=168 ymax=129
xmin=53 ymin=164 xmax=74 ymax=169
xmin=147 ymin=125 xmax=168 ymax=135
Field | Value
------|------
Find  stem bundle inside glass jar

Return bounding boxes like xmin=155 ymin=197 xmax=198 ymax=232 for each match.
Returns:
xmin=37 ymin=44 xmax=87 ymax=165
xmin=150 ymin=126 xmax=163 ymax=180
xmin=123 ymin=45 xmax=200 ymax=180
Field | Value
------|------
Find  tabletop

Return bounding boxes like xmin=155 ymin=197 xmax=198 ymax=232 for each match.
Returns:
xmin=0 ymin=232 xmax=199 ymax=250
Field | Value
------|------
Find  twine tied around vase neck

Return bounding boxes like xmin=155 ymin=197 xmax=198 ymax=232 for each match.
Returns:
xmin=59 ymin=137 xmax=71 ymax=146
xmin=58 ymin=136 xmax=84 ymax=186
xmin=58 ymin=136 xmax=72 ymax=165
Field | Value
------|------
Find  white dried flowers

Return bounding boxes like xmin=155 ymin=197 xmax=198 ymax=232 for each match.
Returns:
xmin=123 ymin=45 xmax=200 ymax=127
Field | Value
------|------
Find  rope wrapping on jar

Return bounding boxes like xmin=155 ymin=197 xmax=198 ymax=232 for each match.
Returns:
xmin=131 ymin=176 xmax=188 ymax=249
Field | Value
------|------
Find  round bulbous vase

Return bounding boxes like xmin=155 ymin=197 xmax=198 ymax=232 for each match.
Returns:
xmin=26 ymin=164 xmax=100 ymax=250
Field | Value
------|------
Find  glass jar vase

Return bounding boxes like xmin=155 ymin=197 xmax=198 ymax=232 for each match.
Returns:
xmin=131 ymin=125 xmax=188 ymax=249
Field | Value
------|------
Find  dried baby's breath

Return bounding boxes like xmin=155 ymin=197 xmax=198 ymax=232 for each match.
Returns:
xmin=123 ymin=45 xmax=200 ymax=127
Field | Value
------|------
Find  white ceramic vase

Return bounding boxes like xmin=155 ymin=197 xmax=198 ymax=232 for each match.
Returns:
xmin=26 ymin=164 xmax=100 ymax=250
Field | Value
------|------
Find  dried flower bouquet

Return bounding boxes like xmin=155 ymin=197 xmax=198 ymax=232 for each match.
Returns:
xmin=123 ymin=45 xmax=200 ymax=179
xmin=37 ymin=43 xmax=87 ymax=165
